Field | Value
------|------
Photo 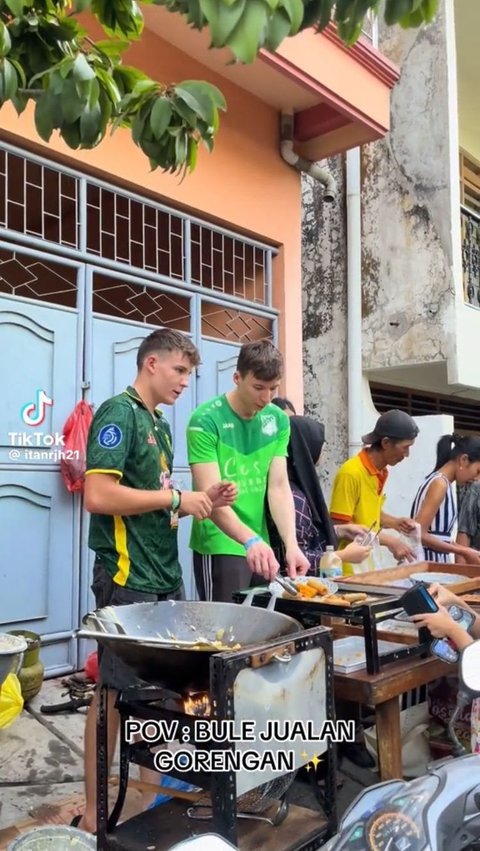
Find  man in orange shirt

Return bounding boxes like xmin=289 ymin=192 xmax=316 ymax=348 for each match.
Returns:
xmin=330 ymin=410 xmax=419 ymax=572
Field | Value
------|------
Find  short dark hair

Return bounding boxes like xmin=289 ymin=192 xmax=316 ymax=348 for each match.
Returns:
xmin=272 ymin=397 xmax=296 ymax=414
xmin=236 ymin=340 xmax=283 ymax=381
xmin=136 ymin=329 xmax=200 ymax=369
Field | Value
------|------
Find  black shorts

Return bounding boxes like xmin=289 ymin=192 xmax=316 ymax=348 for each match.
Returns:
xmin=91 ymin=560 xmax=185 ymax=691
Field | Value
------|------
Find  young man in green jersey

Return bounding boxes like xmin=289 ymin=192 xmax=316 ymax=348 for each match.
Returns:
xmin=187 ymin=340 xmax=309 ymax=602
xmin=76 ymin=328 xmax=235 ymax=833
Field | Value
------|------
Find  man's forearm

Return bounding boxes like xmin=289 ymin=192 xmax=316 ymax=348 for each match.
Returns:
xmin=268 ymin=483 xmax=297 ymax=548
xmin=84 ymin=477 xmax=173 ymax=516
xmin=380 ymin=511 xmax=397 ymax=530
xmin=210 ymin=506 xmax=255 ymax=546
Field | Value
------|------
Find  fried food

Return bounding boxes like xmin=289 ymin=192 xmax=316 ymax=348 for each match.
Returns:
xmin=321 ymin=594 xmax=352 ymax=606
xmin=296 ymin=583 xmax=319 ymax=598
xmin=342 ymin=592 xmax=368 ymax=603
xmin=306 ymin=578 xmax=329 ymax=595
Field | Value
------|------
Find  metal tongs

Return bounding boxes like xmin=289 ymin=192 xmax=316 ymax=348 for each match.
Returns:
xmin=274 ymin=575 xmax=300 ymax=597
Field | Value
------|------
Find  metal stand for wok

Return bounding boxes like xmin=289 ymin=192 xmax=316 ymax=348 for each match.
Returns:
xmin=96 ymin=625 xmax=337 ymax=851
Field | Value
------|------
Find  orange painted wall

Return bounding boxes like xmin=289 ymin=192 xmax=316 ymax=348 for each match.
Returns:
xmin=0 ymin=27 xmax=304 ymax=408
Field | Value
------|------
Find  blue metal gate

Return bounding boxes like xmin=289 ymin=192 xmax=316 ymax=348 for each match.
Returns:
xmin=0 ymin=141 xmax=278 ymax=674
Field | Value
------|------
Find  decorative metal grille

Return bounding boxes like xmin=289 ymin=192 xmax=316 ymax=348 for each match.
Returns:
xmin=0 ymin=142 xmax=276 ymax=308
xmin=461 ymin=206 xmax=480 ymax=307
xmin=191 ymin=223 xmax=269 ymax=303
xmin=0 ymin=149 xmax=78 ymax=248
xmin=0 ymin=247 xmax=77 ymax=308
xmin=201 ymin=303 xmax=273 ymax=343
xmin=92 ymin=273 xmax=190 ymax=330
xmin=86 ymin=184 xmax=184 ymax=280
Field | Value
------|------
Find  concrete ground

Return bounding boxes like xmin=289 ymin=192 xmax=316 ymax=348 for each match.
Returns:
xmin=0 ymin=677 xmax=379 ymax=847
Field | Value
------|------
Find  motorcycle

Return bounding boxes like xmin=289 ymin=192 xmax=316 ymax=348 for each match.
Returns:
xmin=322 ymin=639 xmax=480 ymax=851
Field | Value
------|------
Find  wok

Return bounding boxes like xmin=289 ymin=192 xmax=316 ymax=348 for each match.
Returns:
xmin=76 ymin=600 xmax=300 ymax=689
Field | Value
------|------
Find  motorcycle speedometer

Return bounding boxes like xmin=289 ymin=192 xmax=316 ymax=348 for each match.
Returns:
xmin=367 ymin=810 xmax=422 ymax=850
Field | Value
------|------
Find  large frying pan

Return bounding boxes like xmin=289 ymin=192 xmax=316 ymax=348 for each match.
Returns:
xmin=76 ymin=600 xmax=300 ymax=690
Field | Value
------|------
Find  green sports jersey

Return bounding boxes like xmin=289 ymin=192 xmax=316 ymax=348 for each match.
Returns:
xmin=187 ymin=396 xmax=290 ymax=556
xmin=86 ymin=386 xmax=181 ymax=594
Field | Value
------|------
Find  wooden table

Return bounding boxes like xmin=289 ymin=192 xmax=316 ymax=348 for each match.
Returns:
xmin=334 ymin=654 xmax=452 ymax=780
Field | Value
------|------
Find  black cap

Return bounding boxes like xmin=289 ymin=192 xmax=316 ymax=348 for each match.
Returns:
xmin=361 ymin=409 xmax=419 ymax=445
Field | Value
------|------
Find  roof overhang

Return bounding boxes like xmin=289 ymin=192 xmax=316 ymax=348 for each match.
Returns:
xmin=143 ymin=7 xmax=400 ymax=159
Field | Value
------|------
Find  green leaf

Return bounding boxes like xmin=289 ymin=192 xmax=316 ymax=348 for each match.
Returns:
xmin=187 ymin=136 xmax=198 ymax=171
xmin=226 ymin=0 xmax=268 ymax=63
xmin=94 ymin=38 xmax=130 ymax=57
xmin=35 ymin=92 xmax=57 ymax=142
xmin=59 ymin=57 xmax=75 ymax=79
xmin=0 ymin=21 xmax=12 ymax=58
xmin=0 ymin=58 xmax=18 ymax=101
xmin=9 ymin=58 xmax=26 ymax=88
xmin=80 ymin=102 xmax=102 ymax=145
xmin=73 ymin=53 xmax=95 ymax=82
xmin=200 ymin=0 xmax=247 ymax=47
xmin=74 ymin=0 xmax=92 ymax=11
xmin=174 ymin=130 xmax=187 ymax=164
xmin=11 ymin=89 xmax=28 ymax=115
xmin=60 ymin=78 xmax=85 ymax=122
xmin=421 ymin=0 xmax=439 ymax=21
xmin=174 ymin=82 xmax=214 ymax=126
xmin=61 ymin=120 xmax=81 ymax=149
xmin=265 ymin=7 xmax=291 ymax=51
xmin=96 ymin=68 xmax=122 ymax=105
xmin=5 ymin=0 xmax=25 ymax=18
xmin=280 ymin=0 xmax=304 ymax=33
xmin=172 ymin=94 xmax=197 ymax=127
xmin=149 ymin=96 xmax=173 ymax=139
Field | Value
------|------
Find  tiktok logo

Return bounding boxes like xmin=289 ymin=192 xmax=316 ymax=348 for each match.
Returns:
xmin=21 ymin=390 xmax=54 ymax=427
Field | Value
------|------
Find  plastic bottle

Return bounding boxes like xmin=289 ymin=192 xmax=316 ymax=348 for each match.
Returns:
xmin=319 ymin=545 xmax=343 ymax=578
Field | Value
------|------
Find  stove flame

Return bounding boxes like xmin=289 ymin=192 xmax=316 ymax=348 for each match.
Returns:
xmin=182 ymin=691 xmax=211 ymax=717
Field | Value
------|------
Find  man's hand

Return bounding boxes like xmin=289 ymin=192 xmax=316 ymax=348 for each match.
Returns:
xmin=284 ymin=544 xmax=310 ymax=579
xmin=394 ymin=517 xmax=417 ymax=535
xmin=207 ymin=481 xmax=238 ymax=509
xmin=411 ymin=605 xmax=456 ymax=638
xmin=245 ymin=541 xmax=279 ymax=582
xmin=341 ymin=542 xmax=372 ymax=564
xmin=336 ymin=523 xmax=369 ymax=541
xmin=382 ymin=535 xmax=416 ymax=563
xmin=463 ymin=547 xmax=480 ymax=566
xmin=180 ymin=491 xmax=213 ymax=520
xmin=428 ymin=582 xmax=460 ymax=609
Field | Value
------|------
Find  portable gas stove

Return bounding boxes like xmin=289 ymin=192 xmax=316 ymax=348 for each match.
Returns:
xmin=78 ymin=602 xmax=337 ymax=851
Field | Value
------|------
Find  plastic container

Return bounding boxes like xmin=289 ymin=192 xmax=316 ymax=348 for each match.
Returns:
xmin=333 ymin=636 xmax=406 ymax=673
xmin=0 ymin=633 xmax=27 ymax=687
xmin=7 ymin=826 xmax=96 ymax=850
xmin=319 ymin=546 xmax=343 ymax=578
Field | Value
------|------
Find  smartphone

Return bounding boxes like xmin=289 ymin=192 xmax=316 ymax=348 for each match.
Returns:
xmin=400 ymin=583 xmax=439 ymax=616
xmin=448 ymin=604 xmax=476 ymax=634
xmin=431 ymin=637 xmax=459 ymax=664
xmin=430 ymin=606 xmax=475 ymax=665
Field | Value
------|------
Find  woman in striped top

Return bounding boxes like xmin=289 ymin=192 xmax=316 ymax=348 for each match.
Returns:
xmin=411 ymin=434 xmax=480 ymax=564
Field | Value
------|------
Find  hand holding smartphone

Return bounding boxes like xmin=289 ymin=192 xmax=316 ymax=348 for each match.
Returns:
xmin=400 ymin=582 xmax=439 ymax=616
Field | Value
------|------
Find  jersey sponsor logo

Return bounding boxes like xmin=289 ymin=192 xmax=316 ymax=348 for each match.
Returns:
xmin=98 ymin=424 xmax=123 ymax=448
xmin=223 ymin=422 xmax=234 ymax=429
xmin=260 ymin=414 xmax=278 ymax=436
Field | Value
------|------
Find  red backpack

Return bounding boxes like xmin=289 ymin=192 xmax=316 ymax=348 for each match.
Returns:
xmin=60 ymin=400 xmax=94 ymax=493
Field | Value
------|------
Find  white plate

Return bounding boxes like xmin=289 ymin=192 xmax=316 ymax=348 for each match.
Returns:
xmin=410 ymin=571 xmax=468 ymax=586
